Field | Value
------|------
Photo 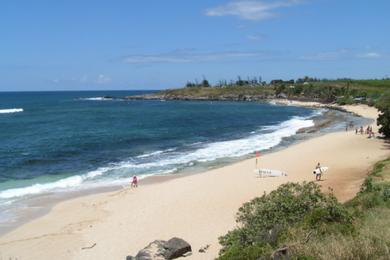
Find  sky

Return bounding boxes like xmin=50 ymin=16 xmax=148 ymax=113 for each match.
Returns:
xmin=1 ymin=0 xmax=389 ymax=91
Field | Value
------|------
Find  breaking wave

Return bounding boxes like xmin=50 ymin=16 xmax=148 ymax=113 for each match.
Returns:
xmin=79 ymin=97 xmax=113 ymax=101
xmin=0 ymin=108 xmax=23 ymax=114
xmin=0 ymin=115 xmax=314 ymax=200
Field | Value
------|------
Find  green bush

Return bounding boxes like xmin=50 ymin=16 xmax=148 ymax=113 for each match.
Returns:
xmin=218 ymin=182 xmax=352 ymax=259
xmin=218 ymin=243 xmax=273 ymax=260
xmin=336 ymin=96 xmax=354 ymax=105
xmin=376 ymin=94 xmax=390 ymax=138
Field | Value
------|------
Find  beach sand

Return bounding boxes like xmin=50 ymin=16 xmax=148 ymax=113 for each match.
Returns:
xmin=0 ymin=104 xmax=389 ymax=260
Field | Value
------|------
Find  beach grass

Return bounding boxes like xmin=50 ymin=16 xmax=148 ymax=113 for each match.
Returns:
xmin=218 ymin=157 xmax=390 ymax=260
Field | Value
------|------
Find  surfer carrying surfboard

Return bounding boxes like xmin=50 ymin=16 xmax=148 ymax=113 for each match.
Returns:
xmin=315 ymin=162 xmax=322 ymax=181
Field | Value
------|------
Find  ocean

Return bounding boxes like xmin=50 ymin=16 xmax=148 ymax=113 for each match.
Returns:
xmin=0 ymin=91 xmax=366 ymax=227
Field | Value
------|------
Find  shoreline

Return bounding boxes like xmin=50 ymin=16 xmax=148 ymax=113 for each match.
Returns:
xmin=0 ymin=103 xmax=388 ymax=260
xmin=0 ymin=103 xmax=360 ymax=235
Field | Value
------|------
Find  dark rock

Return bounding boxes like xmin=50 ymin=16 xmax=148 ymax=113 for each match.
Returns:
xmin=271 ymin=246 xmax=289 ymax=260
xmin=198 ymin=244 xmax=210 ymax=253
xmin=163 ymin=237 xmax=192 ymax=259
xmin=126 ymin=238 xmax=192 ymax=260
xmin=134 ymin=240 xmax=166 ymax=260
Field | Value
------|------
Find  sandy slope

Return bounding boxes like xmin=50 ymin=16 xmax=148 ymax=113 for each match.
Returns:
xmin=0 ymin=104 xmax=388 ymax=260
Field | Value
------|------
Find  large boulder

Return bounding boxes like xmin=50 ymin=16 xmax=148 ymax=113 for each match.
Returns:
xmin=126 ymin=238 xmax=192 ymax=260
xmin=134 ymin=240 xmax=166 ymax=260
xmin=163 ymin=237 xmax=192 ymax=259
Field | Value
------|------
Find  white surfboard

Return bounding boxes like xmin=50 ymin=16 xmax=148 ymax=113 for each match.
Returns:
xmin=313 ymin=166 xmax=329 ymax=175
xmin=254 ymin=168 xmax=287 ymax=178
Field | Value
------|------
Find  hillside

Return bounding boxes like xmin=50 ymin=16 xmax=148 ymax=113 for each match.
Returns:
xmin=127 ymin=78 xmax=390 ymax=105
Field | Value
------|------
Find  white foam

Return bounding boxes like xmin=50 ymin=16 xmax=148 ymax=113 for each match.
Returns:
xmin=136 ymin=148 xmax=177 ymax=158
xmin=0 ymin=115 xmax=315 ymax=200
xmin=79 ymin=97 xmax=113 ymax=101
xmin=136 ymin=150 xmax=164 ymax=158
xmin=0 ymin=168 xmax=108 ymax=199
xmin=0 ymin=108 xmax=23 ymax=114
xmin=114 ymin=116 xmax=314 ymax=170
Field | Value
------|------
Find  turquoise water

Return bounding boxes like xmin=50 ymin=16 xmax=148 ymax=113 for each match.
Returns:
xmin=0 ymin=91 xmax=318 ymax=208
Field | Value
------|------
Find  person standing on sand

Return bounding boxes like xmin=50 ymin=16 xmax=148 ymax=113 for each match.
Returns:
xmin=368 ymin=126 xmax=375 ymax=138
xmin=315 ymin=162 xmax=322 ymax=181
xmin=131 ymin=175 xmax=138 ymax=188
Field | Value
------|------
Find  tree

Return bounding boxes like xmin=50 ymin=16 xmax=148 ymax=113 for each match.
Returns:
xmin=376 ymin=94 xmax=390 ymax=138
xmin=202 ymin=79 xmax=210 ymax=88
xmin=186 ymin=81 xmax=195 ymax=88
xmin=236 ymin=76 xmax=244 ymax=86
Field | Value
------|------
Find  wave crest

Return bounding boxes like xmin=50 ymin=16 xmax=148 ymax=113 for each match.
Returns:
xmin=79 ymin=97 xmax=113 ymax=101
xmin=0 ymin=108 xmax=23 ymax=114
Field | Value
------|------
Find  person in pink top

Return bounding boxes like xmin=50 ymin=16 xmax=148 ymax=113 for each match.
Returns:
xmin=131 ymin=175 xmax=138 ymax=188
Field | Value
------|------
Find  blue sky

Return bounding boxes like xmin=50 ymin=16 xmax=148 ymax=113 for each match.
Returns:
xmin=1 ymin=0 xmax=389 ymax=91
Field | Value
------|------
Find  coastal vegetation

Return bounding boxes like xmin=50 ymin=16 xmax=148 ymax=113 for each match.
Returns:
xmin=138 ymin=77 xmax=390 ymax=106
xmin=376 ymin=94 xmax=390 ymax=138
xmin=130 ymin=76 xmax=390 ymax=138
xmin=217 ymin=157 xmax=390 ymax=259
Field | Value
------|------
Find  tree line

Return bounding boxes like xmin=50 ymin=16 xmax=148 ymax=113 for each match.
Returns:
xmin=185 ymin=76 xmax=339 ymax=88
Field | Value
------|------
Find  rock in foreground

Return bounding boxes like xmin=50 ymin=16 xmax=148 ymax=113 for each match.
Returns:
xmin=126 ymin=237 xmax=192 ymax=260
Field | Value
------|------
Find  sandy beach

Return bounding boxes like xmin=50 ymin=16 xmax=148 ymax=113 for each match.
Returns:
xmin=0 ymin=104 xmax=389 ymax=260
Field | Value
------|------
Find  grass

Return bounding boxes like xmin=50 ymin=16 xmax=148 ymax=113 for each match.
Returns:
xmin=288 ymin=208 xmax=390 ymax=260
xmin=154 ymin=78 xmax=390 ymax=105
xmin=160 ymin=85 xmax=274 ymax=98
xmin=290 ymin=158 xmax=390 ymax=260
xmin=217 ymin=157 xmax=390 ymax=260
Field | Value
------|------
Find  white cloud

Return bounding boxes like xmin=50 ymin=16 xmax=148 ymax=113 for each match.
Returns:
xmin=300 ymin=49 xmax=350 ymax=61
xmin=123 ymin=49 xmax=279 ymax=64
xmin=300 ymin=49 xmax=383 ymax=61
xmin=50 ymin=74 xmax=112 ymax=85
xmin=205 ymin=0 xmax=303 ymax=21
xmin=356 ymin=52 xmax=381 ymax=59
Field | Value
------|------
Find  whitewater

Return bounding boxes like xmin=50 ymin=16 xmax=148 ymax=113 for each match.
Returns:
xmin=0 ymin=108 xmax=23 ymax=114
xmin=0 ymin=115 xmax=314 ymax=200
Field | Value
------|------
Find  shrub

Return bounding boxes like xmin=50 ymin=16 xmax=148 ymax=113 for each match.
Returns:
xmin=376 ymin=94 xmax=390 ymax=138
xmin=289 ymin=208 xmax=390 ymax=260
xmin=219 ymin=158 xmax=390 ymax=259
xmin=218 ymin=182 xmax=352 ymax=259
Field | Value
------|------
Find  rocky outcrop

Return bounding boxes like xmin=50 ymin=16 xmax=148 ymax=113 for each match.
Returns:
xmin=126 ymin=237 xmax=192 ymax=260
xmin=125 ymin=93 xmax=271 ymax=102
